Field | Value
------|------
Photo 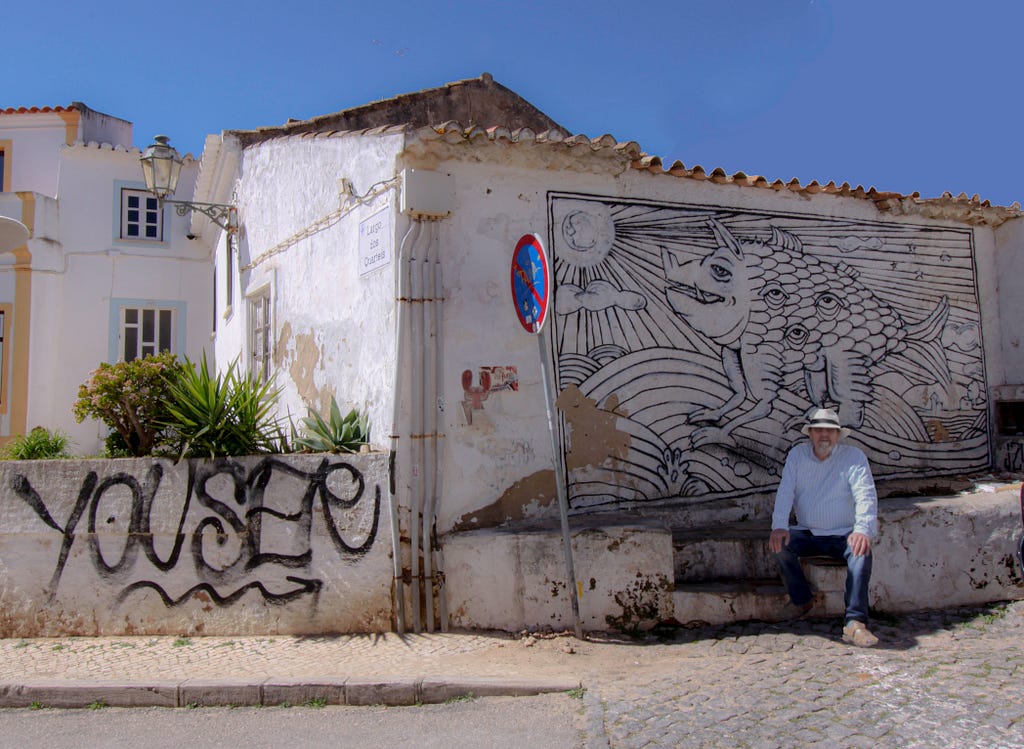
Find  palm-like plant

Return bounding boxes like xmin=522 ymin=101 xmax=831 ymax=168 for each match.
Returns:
xmin=162 ymin=355 xmax=282 ymax=458
xmin=295 ymin=397 xmax=370 ymax=453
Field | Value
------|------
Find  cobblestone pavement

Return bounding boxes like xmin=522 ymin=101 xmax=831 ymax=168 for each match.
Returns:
xmin=3 ymin=600 xmax=1023 ymax=748
xmin=585 ymin=600 xmax=1024 ymax=749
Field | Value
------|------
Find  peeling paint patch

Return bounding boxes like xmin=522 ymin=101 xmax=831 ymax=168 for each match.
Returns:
xmin=289 ymin=331 xmax=328 ymax=409
xmin=555 ymin=384 xmax=630 ymax=471
xmin=450 ymin=469 xmax=556 ymax=532
xmin=276 ymin=321 xmax=293 ymax=369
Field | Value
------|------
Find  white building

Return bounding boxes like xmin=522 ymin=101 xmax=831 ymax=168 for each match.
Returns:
xmin=1 ymin=78 xmax=1022 ymax=633
xmin=191 ymin=74 xmax=1022 ymax=629
xmin=0 ymin=103 xmax=213 ymax=454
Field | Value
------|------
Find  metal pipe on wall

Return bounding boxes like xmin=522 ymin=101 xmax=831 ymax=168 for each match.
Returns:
xmin=408 ymin=221 xmax=427 ymax=633
xmin=387 ymin=220 xmax=421 ymax=634
xmin=431 ymin=221 xmax=449 ymax=631
xmin=421 ymin=221 xmax=438 ymax=632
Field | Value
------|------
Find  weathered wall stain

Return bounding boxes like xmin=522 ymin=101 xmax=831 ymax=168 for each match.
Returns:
xmin=289 ymin=331 xmax=326 ymax=410
xmin=556 ymin=384 xmax=630 ymax=471
xmin=451 ymin=469 xmax=556 ymax=532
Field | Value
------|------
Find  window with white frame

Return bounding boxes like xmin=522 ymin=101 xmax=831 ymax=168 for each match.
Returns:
xmin=120 ymin=306 xmax=174 ymax=361
xmin=120 ymin=188 xmax=163 ymax=241
xmin=248 ymin=290 xmax=272 ymax=382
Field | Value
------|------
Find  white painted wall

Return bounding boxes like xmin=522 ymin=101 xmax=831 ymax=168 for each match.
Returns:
xmin=994 ymin=217 xmax=1024 ymax=381
xmin=406 ymin=148 xmax=1004 ymax=534
xmin=220 ymin=133 xmax=406 ymax=448
xmin=0 ymin=112 xmax=67 ymax=196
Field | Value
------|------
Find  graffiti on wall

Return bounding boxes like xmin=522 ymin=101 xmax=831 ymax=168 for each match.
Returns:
xmin=548 ymin=193 xmax=989 ymax=509
xmin=999 ymin=441 xmax=1024 ymax=472
xmin=9 ymin=456 xmax=380 ymax=607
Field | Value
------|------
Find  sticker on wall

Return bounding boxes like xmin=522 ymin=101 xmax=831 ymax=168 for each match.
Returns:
xmin=358 ymin=207 xmax=392 ymax=276
xmin=547 ymin=192 xmax=989 ymax=510
xmin=461 ymin=366 xmax=519 ymax=425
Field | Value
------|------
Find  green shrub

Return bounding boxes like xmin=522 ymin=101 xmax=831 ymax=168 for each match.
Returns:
xmin=1 ymin=426 xmax=72 ymax=460
xmin=72 ymin=353 xmax=185 ymax=457
xmin=294 ymin=397 xmax=370 ymax=453
xmin=162 ymin=355 xmax=283 ymax=458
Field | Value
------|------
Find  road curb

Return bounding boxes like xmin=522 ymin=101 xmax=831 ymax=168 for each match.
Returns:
xmin=0 ymin=676 xmax=582 ymax=708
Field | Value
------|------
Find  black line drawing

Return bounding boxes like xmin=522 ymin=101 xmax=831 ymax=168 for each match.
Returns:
xmin=548 ymin=193 xmax=989 ymax=510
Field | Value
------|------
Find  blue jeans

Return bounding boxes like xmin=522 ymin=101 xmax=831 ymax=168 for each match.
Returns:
xmin=773 ymin=529 xmax=872 ymax=624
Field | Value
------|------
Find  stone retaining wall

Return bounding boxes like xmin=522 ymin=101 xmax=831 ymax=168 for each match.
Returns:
xmin=443 ymin=486 xmax=1024 ymax=632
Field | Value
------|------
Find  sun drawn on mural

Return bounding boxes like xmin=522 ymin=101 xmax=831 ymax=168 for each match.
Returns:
xmin=547 ymin=193 xmax=989 ymax=510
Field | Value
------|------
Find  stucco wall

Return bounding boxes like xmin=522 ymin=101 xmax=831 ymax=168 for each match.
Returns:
xmin=0 ymin=112 xmax=67 ymax=196
xmin=994 ymin=219 xmax=1024 ymax=381
xmin=0 ymin=453 xmax=391 ymax=637
xmin=403 ymin=144 xmax=1002 ymax=535
xmin=220 ymin=133 xmax=405 ymax=444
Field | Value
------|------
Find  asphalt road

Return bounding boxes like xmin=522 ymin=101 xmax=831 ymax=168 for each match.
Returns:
xmin=0 ymin=694 xmax=585 ymax=749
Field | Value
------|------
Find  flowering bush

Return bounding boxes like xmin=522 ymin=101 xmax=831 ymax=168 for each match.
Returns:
xmin=72 ymin=352 xmax=185 ymax=457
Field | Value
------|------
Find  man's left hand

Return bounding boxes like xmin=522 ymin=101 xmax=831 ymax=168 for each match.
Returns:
xmin=847 ymin=532 xmax=871 ymax=557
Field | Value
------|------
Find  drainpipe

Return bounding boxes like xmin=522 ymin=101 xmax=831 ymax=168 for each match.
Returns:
xmin=397 ymin=168 xmax=454 ymax=634
xmin=420 ymin=220 xmax=449 ymax=632
xmin=431 ymin=221 xmax=449 ymax=631
xmin=408 ymin=221 xmax=426 ymax=633
xmin=388 ymin=219 xmax=421 ymax=634
xmin=421 ymin=220 xmax=438 ymax=631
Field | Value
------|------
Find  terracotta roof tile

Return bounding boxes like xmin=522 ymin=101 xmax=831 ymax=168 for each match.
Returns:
xmin=0 ymin=104 xmax=79 ymax=115
xmin=423 ymin=121 xmax=1020 ymax=226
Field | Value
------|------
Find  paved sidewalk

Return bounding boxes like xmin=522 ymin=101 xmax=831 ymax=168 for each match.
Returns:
xmin=2 ymin=600 xmax=1023 ymax=748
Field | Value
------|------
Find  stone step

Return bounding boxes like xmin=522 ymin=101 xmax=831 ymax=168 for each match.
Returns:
xmin=672 ymin=572 xmax=847 ymax=626
xmin=672 ymin=522 xmax=775 ymax=581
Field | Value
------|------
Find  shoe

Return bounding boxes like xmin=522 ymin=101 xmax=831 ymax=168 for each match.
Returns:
xmin=776 ymin=601 xmax=813 ymax=621
xmin=842 ymin=621 xmax=879 ymax=647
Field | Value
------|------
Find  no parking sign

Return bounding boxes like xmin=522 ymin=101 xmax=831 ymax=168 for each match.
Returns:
xmin=510 ymin=233 xmax=550 ymax=334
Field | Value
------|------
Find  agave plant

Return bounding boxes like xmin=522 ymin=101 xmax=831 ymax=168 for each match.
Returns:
xmin=162 ymin=354 xmax=283 ymax=458
xmin=295 ymin=397 xmax=370 ymax=453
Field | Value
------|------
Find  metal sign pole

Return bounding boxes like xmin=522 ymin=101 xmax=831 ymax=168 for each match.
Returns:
xmin=510 ymin=233 xmax=581 ymax=639
xmin=537 ymin=326 xmax=583 ymax=639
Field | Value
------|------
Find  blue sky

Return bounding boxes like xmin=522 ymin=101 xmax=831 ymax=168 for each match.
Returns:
xmin=9 ymin=0 xmax=1022 ymax=206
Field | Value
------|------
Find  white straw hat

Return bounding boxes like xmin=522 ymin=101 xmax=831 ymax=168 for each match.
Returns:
xmin=800 ymin=407 xmax=851 ymax=438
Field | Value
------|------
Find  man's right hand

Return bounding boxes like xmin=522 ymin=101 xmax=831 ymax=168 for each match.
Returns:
xmin=769 ymin=529 xmax=789 ymax=554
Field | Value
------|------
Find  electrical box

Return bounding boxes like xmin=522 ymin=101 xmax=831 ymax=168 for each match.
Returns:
xmin=400 ymin=169 xmax=454 ymax=218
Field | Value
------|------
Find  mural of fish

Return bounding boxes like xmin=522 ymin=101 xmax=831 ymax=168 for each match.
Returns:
xmin=661 ymin=219 xmax=951 ymax=442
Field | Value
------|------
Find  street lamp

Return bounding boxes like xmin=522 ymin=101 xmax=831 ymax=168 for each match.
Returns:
xmin=139 ymin=135 xmax=238 ymax=233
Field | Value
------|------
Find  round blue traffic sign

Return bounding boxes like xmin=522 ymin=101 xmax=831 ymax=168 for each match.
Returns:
xmin=511 ymin=234 xmax=550 ymax=334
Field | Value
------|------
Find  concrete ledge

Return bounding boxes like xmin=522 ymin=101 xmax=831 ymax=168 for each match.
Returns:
xmin=261 ymin=677 xmax=348 ymax=706
xmin=0 ymin=679 xmax=179 ymax=708
xmin=344 ymin=676 xmax=421 ymax=706
xmin=179 ymin=678 xmax=264 ymax=707
xmin=417 ymin=676 xmax=581 ymax=703
xmin=0 ymin=675 xmax=581 ymax=709
xmin=444 ymin=523 xmax=674 ymax=632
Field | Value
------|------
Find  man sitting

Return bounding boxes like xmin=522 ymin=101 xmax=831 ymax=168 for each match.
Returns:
xmin=768 ymin=408 xmax=879 ymax=647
